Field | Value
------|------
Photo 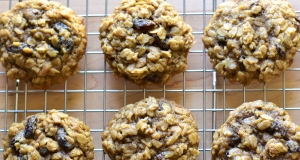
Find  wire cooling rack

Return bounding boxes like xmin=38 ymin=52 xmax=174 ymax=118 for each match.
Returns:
xmin=0 ymin=0 xmax=300 ymax=159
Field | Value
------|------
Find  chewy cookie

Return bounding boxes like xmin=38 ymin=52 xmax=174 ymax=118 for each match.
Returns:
xmin=3 ymin=110 xmax=94 ymax=159
xmin=0 ymin=0 xmax=87 ymax=89
xmin=202 ymin=0 xmax=300 ymax=85
xmin=102 ymin=97 xmax=200 ymax=160
xmin=212 ymin=100 xmax=300 ymax=159
xmin=99 ymin=0 xmax=194 ymax=86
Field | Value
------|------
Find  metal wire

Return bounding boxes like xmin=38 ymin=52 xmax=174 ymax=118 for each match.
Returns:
xmin=0 ymin=0 xmax=300 ymax=159
xmin=202 ymin=0 xmax=207 ymax=157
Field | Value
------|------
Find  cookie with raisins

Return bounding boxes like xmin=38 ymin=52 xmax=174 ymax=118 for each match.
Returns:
xmin=3 ymin=110 xmax=94 ymax=159
xmin=212 ymin=100 xmax=300 ymax=159
xmin=202 ymin=0 xmax=300 ymax=85
xmin=0 ymin=0 xmax=87 ymax=89
xmin=99 ymin=0 xmax=195 ymax=86
xmin=102 ymin=96 xmax=200 ymax=160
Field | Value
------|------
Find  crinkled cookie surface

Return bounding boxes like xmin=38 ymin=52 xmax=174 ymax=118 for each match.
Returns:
xmin=212 ymin=100 xmax=300 ymax=160
xmin=202 ymin=0 xmax=300 ymax=85
xmin=0 ymin=0 xmax=87 ymax=89
xmin=99 ymin=0 xmax=195 ymax=86
xmin=3 ymin=110 xmax=94 ymax=160
xmin=102 ymin=97 xmax=200 ymax=160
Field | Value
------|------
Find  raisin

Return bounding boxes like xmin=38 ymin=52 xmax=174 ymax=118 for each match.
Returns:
xmin=52 ymin=22 xmax=73 ymax=52
xmin=158 ymin=100 xmax=172 ymax=111
xmin=296 ymin=16 xmax=300 ymax=23
xmin=54 ymin=22 xmax=69 ymax=33
xmin=266 ymin=121 xmax=276 ymax=133
xmin=250 ymin=2 xmax=258 ymax=8
xmin=217 ymin=36 xmax=227 ymax=47
xmin=53 ymin=37 xmax=63 ymax=51
xmin=53 ymin=37 xmax=73 ymax=53
xmin=226 ymin=150 xmax=230 ymax=157
xmin=133 ymin=18 xmax=156 ymax=30
xmin=253 ymin=11 xmax=262 ymax=18
xmin=10 ymin=140 xmax=17 ymax=151
xmin=151 ymin=34 xmax=170 ymax=51
xmin=7 ymin=43 xmax=28 ymax=53
xmin=229 ymin=132 xmax=240 ymax=147
xmin=32 ymin=9 xmax=41 ymax=16
xmin=10 ymin=131 xmax=25 ymax=151
xmin=147 ymin=117 xmax=152 ymax=124
xmin=267 ymin=120 xmax=288 ymax=139
xmin=250 ymin=2 xmax=263 ymax=17
xmin=24 ymin=116 xmax=36 ymax=139
xmin=17 ymin=155 xmax=24 ymax=160
xmin=276 ymin=44 xmax=285 ymax=58
xmin=154 ymin=153 xmax=165 ymax=160
xmin=145 ymin=73 xmax=162 ymax=83
xmin=158 ymin=100 xmax=164 ymax=110
xmin=239 ymin=62 xmax=246 ymax=71
xmin=65 ymin=39 xmax=74 ymax=51
xmin=280 ymin=130 xmax=288 ymax=139
xmin=286 ymin=140 xmax=299 ymax=152
xmin=38 ymin=147 xmax=49 ymax=157
xmin=55 ymin=127 xmax=75 ymax=151
xmin=24 ymin=9 xmax=42 ymax=20
xmin=294 ymin=22 xmax=300 ymax=32
xmin=296 ymin=16 xmax=300 ymax=32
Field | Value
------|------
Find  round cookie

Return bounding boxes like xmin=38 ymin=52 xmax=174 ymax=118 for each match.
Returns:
xmin=0 ymin=0 xmax=87 ymax=89
xmin=212 ymin=100 xmax=300 ymax=159
xmin=202 ymin=0 xmax=300 ymax=85
xmin=99 ymin=0 xmax=195 ymax=86
xmin=102 ymin=97 xmax=200 ymax=160
xmin=3 ymin=110 xmax=94 ymax=159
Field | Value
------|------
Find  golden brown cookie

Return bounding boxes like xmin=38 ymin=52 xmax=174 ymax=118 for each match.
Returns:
xmin=212 ymin=100 xmax=300 ymax=159
xmin=102 ymin=97 xmax=200 ymax=160
xmin=3 ymin=110 xmax=94 ymax=160
xmin=99 ymin=0 xmax=195 ymax=86
xmin=0 ymin=0 xmax=87 ymax=89
xmin=202 ymin=0 xmax=300 ymax=85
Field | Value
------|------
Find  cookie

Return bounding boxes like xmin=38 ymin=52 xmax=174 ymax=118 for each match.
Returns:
xmin=0 ymin=0 xmax=87 ymax=89
xmin=3 ymin=110 xmax=94 ymax=159
xmin=102 ymin=97 xmax=200 ymax=160
xmin=212 ymin=100 xmax=300 ymax=159
xmin=202 ymin=0 xmax=300 ymax=85
xmin=99 ymin=0 xmax=195 ymax=86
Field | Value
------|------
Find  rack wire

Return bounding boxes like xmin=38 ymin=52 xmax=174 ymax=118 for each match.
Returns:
xmin=0 ymin=0 xmax=300 ymax=159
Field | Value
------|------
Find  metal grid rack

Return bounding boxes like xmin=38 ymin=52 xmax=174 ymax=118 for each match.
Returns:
xmin=0 ymin=0 xmax=300 ymax=159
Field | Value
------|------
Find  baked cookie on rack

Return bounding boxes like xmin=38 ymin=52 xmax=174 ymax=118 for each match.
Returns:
xmin=212 ymin=100 xmax=300 ymax=159
xmin=202 ymin=0 xmax=300 ymax=85
xmin=102 ymin=96 xmax=200 ymax=160
xmin=99 ymin=0 xmax=195 ymax=86
xmin=3 ymin=110 xmax=94 ymax=160
xmin=0 ymin=0 xmax=87 ymax=89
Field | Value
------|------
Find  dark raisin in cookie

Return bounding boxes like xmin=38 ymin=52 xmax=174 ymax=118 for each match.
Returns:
xmin=0 ymin=0 xmax=87 ymax=89
xmin=102 ymin=96 xmax=200 ymax=160
xmin=202 ymin=0 xmax=300 ymax=85
xmin=3 ymin=110 xmax=94 ymax=159
xmin=99 ymin=0 xmax=195 ymax=86
xmin=212 ymin=100 xmax=300 ymax=159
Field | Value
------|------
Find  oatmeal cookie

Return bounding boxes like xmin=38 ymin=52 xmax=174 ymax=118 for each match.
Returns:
xmin=212 ymin=100 xmax=300 ymax=159
xmin=99 ymin=0 xmax=195 ymax=86
xmin=0 ymin=0 xmax=87 ymax=89
xmin=102 ymin=97 xmax=200 ymax=160
xmin=202 ymin=0 xmax=300 ymax=85
xmin=3 ymin=110 xmax=94 ymax=160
